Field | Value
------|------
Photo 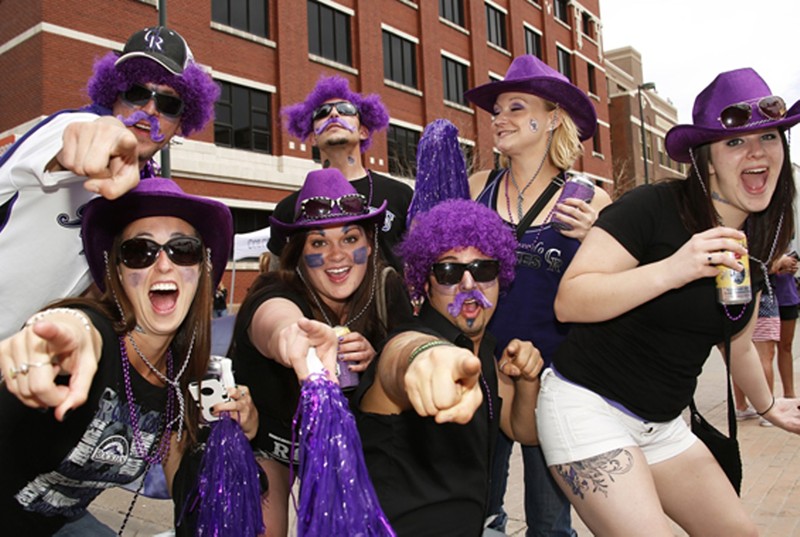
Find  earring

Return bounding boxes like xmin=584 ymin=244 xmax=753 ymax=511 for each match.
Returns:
xmin=105 ymin=251 xmax=127 ymax=325
xmin=206 ymin=248 xmax=213 ymax=275
xmin=529 ymin=119 xmax=539 ymax=133
xmin=411 ymin=295 xmax=424 ymax=317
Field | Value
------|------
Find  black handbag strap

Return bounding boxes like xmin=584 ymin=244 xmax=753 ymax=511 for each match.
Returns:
xmin=514 ymin=173 xmax=565 ymax=241
xmin=690 ymin=319 xmax=737 ymax=439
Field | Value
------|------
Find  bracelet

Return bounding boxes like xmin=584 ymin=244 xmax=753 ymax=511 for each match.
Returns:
xmin=756 ymin=396 xmax=775 ymax=416
xmin=408 ymin=340 xmax=454 ymax=365
xmin=26 ymin=308 xmax=92 ymax=332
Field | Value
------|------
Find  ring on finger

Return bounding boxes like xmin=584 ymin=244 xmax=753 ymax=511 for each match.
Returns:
xmin=8 ymin=366 xmax=19 ymax=380
xmin=707 ymin=255 xmax=713 ymax=264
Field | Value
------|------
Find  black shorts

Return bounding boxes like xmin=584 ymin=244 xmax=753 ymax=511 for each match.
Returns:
xmin=779 ymin=304 xmax=799 ymax=321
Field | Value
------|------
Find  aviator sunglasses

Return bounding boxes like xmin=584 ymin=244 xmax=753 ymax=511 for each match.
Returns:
xmin=121 ymin=83 xmax=185 ymax=118
xmin=312 ymin=101 xmax=359 ymax=122
xmin=299 ymin=194 xmax=368 ymax=221
xmin=119 ymin=237 xmax=204 ymax=269
xmin=718 ymin=95 xmax=786 ymax=129
xmin=431 ymin=259 xmax=500 ymax=286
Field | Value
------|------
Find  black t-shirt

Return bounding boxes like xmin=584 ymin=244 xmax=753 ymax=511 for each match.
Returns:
xmin=0 ymin=308 xmax=169 ymax=536
xmin=353 ymin=304 xmax=501 ymax=536
xmin=553 ymin=182 xmax=757 ymax=421
xmin=266 ymin=171 xmax=413 ymax=270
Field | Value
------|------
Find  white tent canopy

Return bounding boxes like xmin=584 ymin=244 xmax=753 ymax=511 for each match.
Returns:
xmin=229 ymin=226 xmax=271 ymax=306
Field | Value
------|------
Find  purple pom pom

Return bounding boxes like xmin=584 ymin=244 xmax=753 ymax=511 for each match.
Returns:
xmin=195 ymin=414 xmax=265 ymax=537
xmin=291 ymin=373 xmax=395 ymax=536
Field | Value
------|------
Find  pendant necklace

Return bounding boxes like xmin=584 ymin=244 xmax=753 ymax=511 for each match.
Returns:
xmin=507 ymin=129 xmax=554 ymax=222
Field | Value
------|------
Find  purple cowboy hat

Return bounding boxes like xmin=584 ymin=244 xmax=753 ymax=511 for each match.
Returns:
xmin=269 ymin=168 xmax=387 ymax=246
xmin=464 ymin=54 xmax=597 ymax=141
xmin=82 ymin=178 xmax=233 ymax=291
xmin=666 ymin=68 xmax=800 ymax=163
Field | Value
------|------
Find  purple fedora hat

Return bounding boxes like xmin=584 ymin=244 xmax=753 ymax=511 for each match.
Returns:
xmin=464 ymin=54 xmax=597 ymax=141
xmin=666 ymin=68 xmax=800 ymax=163
xmin=269 ymin=168 xmax=387 ymax=246
xmin=82 ymin=178 xmax=233 ymax=290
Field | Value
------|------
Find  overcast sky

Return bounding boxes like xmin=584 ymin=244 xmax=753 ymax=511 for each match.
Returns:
xmin=599 ymin=0 xmax=800 ymax=162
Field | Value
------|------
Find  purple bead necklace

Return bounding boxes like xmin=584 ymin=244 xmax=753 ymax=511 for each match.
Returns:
xmin=119 ymin=335 xmax=175 ymax=465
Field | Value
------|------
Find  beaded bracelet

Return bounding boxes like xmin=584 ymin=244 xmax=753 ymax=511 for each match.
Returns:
xmin=408 ymin=339 xmax=455 ymax=365
xmin=26 ymin=308 xmax=92 ymax=332
xmin=756 ymin=395 xmax=775 ymax=416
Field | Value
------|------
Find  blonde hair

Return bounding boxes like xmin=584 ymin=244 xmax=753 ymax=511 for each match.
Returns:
xmin=498 ymin=102 xmax=583 ymax=171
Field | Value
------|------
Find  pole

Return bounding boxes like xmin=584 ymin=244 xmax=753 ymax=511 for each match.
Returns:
xmin=158 ymin=0 xmax=171 ymax=178
xmin=638 ymin=86 xmax=648 ymax=185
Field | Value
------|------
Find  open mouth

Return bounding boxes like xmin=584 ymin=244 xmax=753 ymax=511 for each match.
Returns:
xmin=460 ymin=298 xmax=482 ymax=318
xmin=325 ymin=266 xmax=351 ymax=283
xmin=741 ymin=167 xmax=768 ymax=195
xmin=149 ymin=281 xmax=179 ymax=314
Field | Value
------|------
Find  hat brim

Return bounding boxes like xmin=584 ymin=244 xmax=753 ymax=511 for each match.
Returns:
xmin=464 ymin=77 xmax=597 ymax=141
xmin=666 ymin=104 xmax=800 ymax=163
xmin=269 ymin=201 xmax=388 ymax=249
xmin=116 ymin=51 xmax=183 ymax=75
xmin=82 ymin=190 xmax=232 ymax=291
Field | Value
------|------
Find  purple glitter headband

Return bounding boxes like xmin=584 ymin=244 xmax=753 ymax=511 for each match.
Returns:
xmin=397 ymin=199 xmax=517 ymax=301
xmin=281 ymin=75 xmax=389 ymax=152
xmin=86 ymin=52 xmax=219 ymax=137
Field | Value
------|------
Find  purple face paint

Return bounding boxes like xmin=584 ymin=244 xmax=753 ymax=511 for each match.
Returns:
xmin=305 ymin=253 xmax=325 ymax=268
xmin=352 ymin=246 xmax=368 ymax=265
xmin=127 ymin=272 xmax=145 ymax=288
xmin=314 ymin=116 xmax=356 ymax=136
xmin=446 ymin=289 xmax=493 ymax=318
xmin=118 ymin=110 xmax=165 ymax=142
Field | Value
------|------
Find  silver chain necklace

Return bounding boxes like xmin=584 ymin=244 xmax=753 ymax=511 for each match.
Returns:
xmin=508 ymin=128 xmax=554 ymax=222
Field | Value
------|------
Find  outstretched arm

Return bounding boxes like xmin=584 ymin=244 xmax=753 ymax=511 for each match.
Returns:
xmin=496 ymin=339 xmax=543 ymax=444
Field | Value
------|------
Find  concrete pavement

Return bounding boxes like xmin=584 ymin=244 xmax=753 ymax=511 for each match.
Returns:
xmin=90 ymin=346 xmax=800 ymax=536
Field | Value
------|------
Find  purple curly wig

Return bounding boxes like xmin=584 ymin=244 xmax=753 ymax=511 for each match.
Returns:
xmin=86 ymin=52 xmax=219 ymax=137
xmin=282 ymin=75 xmax=389 ymax=152
xmin=397 ymin=199 xmax=517 ymax=301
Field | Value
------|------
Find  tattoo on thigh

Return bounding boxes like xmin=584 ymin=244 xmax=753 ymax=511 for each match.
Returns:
xmin=554 ymin=449 xmax=634 ymax=499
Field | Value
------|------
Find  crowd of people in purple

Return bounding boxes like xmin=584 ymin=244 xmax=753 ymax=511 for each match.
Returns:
xmin=2 ymin=24 xmax=800 ymax=537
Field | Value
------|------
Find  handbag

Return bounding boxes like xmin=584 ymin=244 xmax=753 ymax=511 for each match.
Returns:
xmin=689 ymin=321 xmax=742 ymax=495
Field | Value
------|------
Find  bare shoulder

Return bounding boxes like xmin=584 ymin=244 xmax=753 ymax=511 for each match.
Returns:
xmin=591 ymin=186 xmax=613 ymax=210
xmin=468 ymin=169 xmax=493 ymax=200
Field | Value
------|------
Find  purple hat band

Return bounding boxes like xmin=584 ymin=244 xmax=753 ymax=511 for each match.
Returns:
xmin=666 ymin=68 xmax=800 ymax=163
xmin=81 ymin=178 xmax=233 ymax=291
xmin=464 ymin=54 xmax=597 ymax=141
xmin=269 ymin=168 xmax=387 ymax=246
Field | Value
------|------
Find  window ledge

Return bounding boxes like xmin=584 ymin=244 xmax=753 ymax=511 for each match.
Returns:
xmin=487 ymin=42 xmax=512 ymax=57
xmin=591 ymin=151 xmax=605 ymax=160
xmin=396 ymin=0 xmax=419 ymax=9
xmin=444 ymin=100 xmax=474 ymax=114
xmin=308 ymin=54 xmax=359 ymax=75
xmin=384 ymin=79 xmax=423 ymax=97
xmin=439 ymin=17 xmax=470 ymax=35
xmin=210 ymin=22 xmax=275 ymax=48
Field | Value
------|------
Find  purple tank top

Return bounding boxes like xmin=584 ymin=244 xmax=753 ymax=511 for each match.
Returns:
xmin=476 ymin=170 xmax=579 ymax=365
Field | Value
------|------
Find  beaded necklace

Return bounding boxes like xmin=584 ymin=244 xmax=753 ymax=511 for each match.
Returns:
xmin=479 ymin=374 xmax=493 ymax=422
xmin=502 ymin=169 xmax=564 ymax=252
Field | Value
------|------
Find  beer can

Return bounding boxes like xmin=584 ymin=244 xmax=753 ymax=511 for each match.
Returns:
xmin=334 ymin=326 xmax=359 ymax=389
xmin=715 ymin=237 xmax=752 ymax=305
xmin=552 ymin=174 xmax=595 ymax=231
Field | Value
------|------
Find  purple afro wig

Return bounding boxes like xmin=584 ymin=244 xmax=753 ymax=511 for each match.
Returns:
xmin=397 ymin=199 xmax=517 ymax=301
xmin=282 ymin=75 xmax=389 ymax=152
xmin=86 ymin=52 xmax=219 ymax=137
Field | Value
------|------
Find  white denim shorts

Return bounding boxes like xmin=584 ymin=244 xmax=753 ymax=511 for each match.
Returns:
xmin=536 ymin=368 xmax=697 ymax=466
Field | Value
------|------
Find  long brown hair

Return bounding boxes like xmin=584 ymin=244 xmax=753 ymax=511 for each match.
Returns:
xmin=674 ymin=130 xmax=795 ymax=268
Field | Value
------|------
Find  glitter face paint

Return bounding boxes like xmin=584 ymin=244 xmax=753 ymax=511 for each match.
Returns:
xmin=118 ymin=110 xmax=165 ymax=142
xmin=447 ymin=289 xmax=494 ymax=318
xmin=352 ymin=246 xmax=368 ymax=265
xmin=314 ymin=116 xmax=357 ymax=136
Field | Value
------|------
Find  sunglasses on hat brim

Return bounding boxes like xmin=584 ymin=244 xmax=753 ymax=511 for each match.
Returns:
xmin=299 ymin=194 xmax=368 ymax=221
xmin=718 ymin=96 xmax=786 ymax=129
xmin=121 ymin=83 xmax=185 ymax=118
xmin=431 ymin=259 xmax=500 ymax=286
xmin=312 ymin=101 xmax=359 ymax=122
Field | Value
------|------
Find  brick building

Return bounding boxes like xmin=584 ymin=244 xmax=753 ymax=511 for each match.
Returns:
xmin=0 ymin=0 xmax=612 ymax=302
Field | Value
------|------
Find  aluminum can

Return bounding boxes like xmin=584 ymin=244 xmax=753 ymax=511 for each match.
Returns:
xmin=716 ymin=237 xmax=752 ymax=305
xmin=334 ymin=326 xmax=360 ymax=389
xmin=552 ymin=174 xmax=595 ymax=231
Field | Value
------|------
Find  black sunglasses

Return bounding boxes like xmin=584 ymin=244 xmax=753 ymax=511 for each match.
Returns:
xmin=121 ymin=83 xmax=185 ymax=118
xmin=119 ymin=237 xmax=203 ymax=269
xmin=431 ymin=259 xmax=500 ymax=286
xmin=718 ymin=96 xmax=786 ymax=129
xmin=299 ymin=194 xmax=368 ymax=221
xmin=312 ymin=101 xmax=359 ymax=122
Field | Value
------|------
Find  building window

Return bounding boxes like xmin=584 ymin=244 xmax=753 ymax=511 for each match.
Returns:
xmin=212 ymin=0 xmax=268 ymax=37
xmin=215 ymin=81 xmax=272 ymax=153
xmin=581 ymin=12 xmax=593 ymax=37
xmin=439 ymin=0 xmax=464 ymax=27
xmin=231 ymin=207 xmax=270 ymax=236
xmin=592 ymin=132 xmax=601 ymax=154
xmin=485 ymin=4 xmax=507 ymax=49
xmin=556 ymin=47 xmax=572 ymax=82
xmin=524 ymin=27 xmax=542 ymax=59
xmin=307 ymin=0 xmax=351 ymax=66
xmin=387 ymin=125 xmax=420 ymax=178
xmin=383 ymin=30 xmax=417 ymax=88
xmin=442 ymin=56 xmax=468 ymax=105
xmin=587 ymin=64 xmax=596 ymax=95
xmin=554 ymin=0 xmax=569 ymax=23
